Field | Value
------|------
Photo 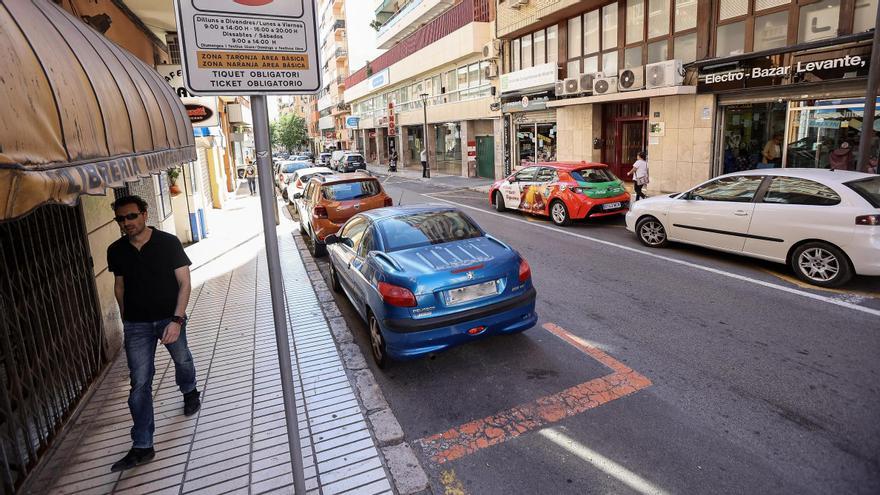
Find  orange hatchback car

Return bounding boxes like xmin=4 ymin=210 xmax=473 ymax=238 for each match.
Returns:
xmin=293 ymin=173 xmax=393 ymax=256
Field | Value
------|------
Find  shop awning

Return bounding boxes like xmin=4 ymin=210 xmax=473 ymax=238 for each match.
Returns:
xmin=0 ymin=0 xmax=195 ymax=221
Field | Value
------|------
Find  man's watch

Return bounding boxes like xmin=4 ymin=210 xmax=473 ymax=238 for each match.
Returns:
xmin=171 ymin=315 xmax=187 ymax=325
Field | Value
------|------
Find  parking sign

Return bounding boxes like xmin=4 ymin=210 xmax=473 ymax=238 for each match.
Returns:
xmin=173 ymin=0 xmax=321 ymax=95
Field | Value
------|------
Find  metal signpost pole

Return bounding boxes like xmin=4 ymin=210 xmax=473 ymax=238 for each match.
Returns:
xmin=856 ymin=5 xmax=880 ymax=172
xmin=252 ymin=95 xmax=307 ymax=495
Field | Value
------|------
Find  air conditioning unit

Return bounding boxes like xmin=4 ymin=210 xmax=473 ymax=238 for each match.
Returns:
xmin=645 ymin=59 xmax=684 ymax=89
xmin=578 ymin=73 xmax=596 ymax=94
xmin=593 ymin=76 xmax=618 ymax=95
xmin=554 ymin=80 xmax=565 ymax=97
xmin=618 ymin=67 xmax=644 ymax=91
xmin=483 ymin=61 xmax=499 ymax=79
xmin=563 ymin=77 xmax=579 ymax=95
xmin=509 ymin=0 xmax=529 ymax=8
xmin=482 ymin=40 xmax=501 ymax=59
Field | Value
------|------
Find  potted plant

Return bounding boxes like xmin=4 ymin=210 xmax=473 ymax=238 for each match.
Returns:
xmin=167 ymin=167 xmax=182 ymax=195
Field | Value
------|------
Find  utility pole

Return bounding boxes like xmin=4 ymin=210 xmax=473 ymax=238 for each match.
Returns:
xmin=856 ymin=6 xmax=880 ymax=172
xmin=420 ymin=92 xmax=430 ymax=178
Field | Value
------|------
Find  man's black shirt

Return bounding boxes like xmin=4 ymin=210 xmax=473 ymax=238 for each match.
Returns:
xmin=107 ymin=228 xmax=191 ymax=322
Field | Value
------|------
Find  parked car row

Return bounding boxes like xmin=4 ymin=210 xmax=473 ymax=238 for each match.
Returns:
xmin=289 ymin=172 xmax=538 ymax=368
xmin=329 ymin=151 xmax=366 ymax=173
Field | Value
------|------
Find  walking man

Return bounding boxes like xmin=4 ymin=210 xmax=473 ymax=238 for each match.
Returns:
xmin=420 ymin=147 xmax=429 ymax=178
xmin=107 ymin=195 xmax=200 ymax=472
xmin=245 ymin=157 xmax=257 ymax=195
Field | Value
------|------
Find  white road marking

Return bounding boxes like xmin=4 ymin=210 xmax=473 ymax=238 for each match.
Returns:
xmin=422 ymin=192 xmax=880 ymax=318
xmin=539 ymin=428 xmax=669 ymax=495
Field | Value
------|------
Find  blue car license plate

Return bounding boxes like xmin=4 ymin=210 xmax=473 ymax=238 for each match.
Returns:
xmin=447 ymin=280 xmax=498 ymax=305
xmin=603 ymin=201 xmax=622 ymax=210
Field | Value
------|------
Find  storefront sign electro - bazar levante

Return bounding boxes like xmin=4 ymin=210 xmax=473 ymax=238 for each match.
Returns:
xmin=699 ymin=53 xmax=870 ymax=92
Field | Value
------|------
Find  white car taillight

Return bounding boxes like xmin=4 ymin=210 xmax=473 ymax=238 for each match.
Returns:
xmin=855 ymin=214 xmax=880 ymax=225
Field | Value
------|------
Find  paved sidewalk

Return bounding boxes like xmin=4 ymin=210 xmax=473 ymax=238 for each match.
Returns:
xmin=29 ymin=190 xmax=393 ymax=494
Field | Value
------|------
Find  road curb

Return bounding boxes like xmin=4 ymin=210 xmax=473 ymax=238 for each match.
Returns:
xmin=292 ymin=231 xmax=433 ymax=495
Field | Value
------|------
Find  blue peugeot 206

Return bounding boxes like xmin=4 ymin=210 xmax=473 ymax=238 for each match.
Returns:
xmin=324 ymin=205 xmax=538 ymax=367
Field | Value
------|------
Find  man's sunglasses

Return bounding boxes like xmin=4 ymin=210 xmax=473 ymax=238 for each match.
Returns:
xmin=114 ymin=213 xmax=141 ymax=223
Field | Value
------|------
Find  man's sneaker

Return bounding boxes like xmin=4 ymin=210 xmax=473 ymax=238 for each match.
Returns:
xmin=110 ymin=447 xmax=155 ymax=472
xmin=183 ymin=389 xmax=201 ymax=416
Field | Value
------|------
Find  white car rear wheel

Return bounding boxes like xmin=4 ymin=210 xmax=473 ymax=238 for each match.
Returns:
xmin=791 ymin=242 xmax=852 ymax=288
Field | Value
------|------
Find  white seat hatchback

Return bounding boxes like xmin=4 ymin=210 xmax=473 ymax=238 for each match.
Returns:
xmin=625 ymin=169 xmax=880 ymax=287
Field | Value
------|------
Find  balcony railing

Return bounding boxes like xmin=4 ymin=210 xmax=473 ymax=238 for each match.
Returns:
xmin=346 ymin=0 xmax=490 ymax=88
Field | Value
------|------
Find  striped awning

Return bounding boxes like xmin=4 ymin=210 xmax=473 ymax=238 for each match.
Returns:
xmin=0 ymin=0 xmax=195 ymax=221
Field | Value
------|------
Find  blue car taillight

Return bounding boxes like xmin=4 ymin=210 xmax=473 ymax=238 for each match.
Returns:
xmin=378 ymin=282 xmax=417 ymax=307
xmin=518 ymin=258 xmax=531 ymax=283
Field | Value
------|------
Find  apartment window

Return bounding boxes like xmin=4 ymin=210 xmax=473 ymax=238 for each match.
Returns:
xmin=675 ymin=0 xmax=697 ymax=31
xmin=534 ymin=29 xmax=546 ymax=65
xmin=717 ymin=21 xmax=746 ymax=56
xmin=446 ymin=69 xmax=457 ymax=92
xmin=673 ymin=32 xmax=697 ymax=63
xmin=522 ymin=34 xmax=533 ymax=69
xmin=797 ymin=0 xmax=840 ymax=42
xmin=569 ymin=17 xmax=583 ymax=60
xmin=648 ymin=0 xmax=670 ymax=38
xmin=468 ymin=63 xmax=481 ymax=88
xmin=854 ymin=0 xmax=878 ymax=32
xmin=457 ymin=66 xmax=468 ymax=89
xmin=512 ymin=38 xmax=520 ymax=71
xmin=626 ymin=0 xmax=645 ymax=44
xmin=547 ymin=25 xmax=559 ymax=64
xmin=625 ymin=46 xmax=643 ymax=68
xmin=754 ymin=10 xmax=789 ymax=50
xmin=647 ymin=40 xmax=668 ymax=63
xmin=565 ymin=2 xmax=619 ymax=77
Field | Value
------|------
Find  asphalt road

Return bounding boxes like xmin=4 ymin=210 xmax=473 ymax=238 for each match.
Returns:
xmin=289 ymin=176 xmax=880 ymax=495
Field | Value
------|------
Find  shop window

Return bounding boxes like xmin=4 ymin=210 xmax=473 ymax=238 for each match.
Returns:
xmin=648 ymin=40 xmax=667 ymax=63
xmin=603 ymin=3 xmax=619 ymax=48
xmin=625 ymin=46 xmax=643 ymax=68
xmin=786 ymin=100 xmax=877 ymax=170
xmin=536 ymin=124 xmax=557 ymax=162
xmin=675 ymin=0 xmax=697 ymax=31
xmin=434 ymin=123 xmax=462 ymax=175
xmin=853 ymin=0 xmax=878 ymax=32
xmin=720 ymin=0 xmax=749 ymax=20
xmin=763 ymin=177 xmax=841 ymax=205
xmin=720 ymin=102 xmax=786 ymax=174
xmin=516 ymin=124 xmax=557 ymax=166
xmin=568 ymin=16 xmax=582 ymax=59
xmin=689 ymin=176 xmax=765 ymax=202
xmin=648 ymin=0 xmax=670 ymax=38
xmin=517 ymin=125 xmax=537 ymax=167
xmin=716 ymin=21 xmax=746 ymax=56
xmin=534 ymin=29 xmax=546 ymax=65
xmin=627 ymin=0 xmax=645 ymax=44
xmin=674 ymin=33 xmax=697 ymax=63
xmin=547 ymin=25 xmax=559 ymax=63
xmin=754 ymin=11 xmax=788 ymax=51
xmin=798 ymin=0 xmax=840 ymax=43
xmin=584 ymin=10 xmax=600 ymax=54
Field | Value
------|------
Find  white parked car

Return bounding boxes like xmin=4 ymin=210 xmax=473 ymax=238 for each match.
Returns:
xmin=285 ymin=167 xmax=333 ymax=204
xmin=625 ymin=169 xmax=879 ymax=287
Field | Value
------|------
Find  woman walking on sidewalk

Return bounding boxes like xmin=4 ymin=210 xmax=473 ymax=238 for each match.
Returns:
xmin=627 ymin=151 xmax=649 ymax=201
xmin=245 ymin=157 xmax=257 ymax=195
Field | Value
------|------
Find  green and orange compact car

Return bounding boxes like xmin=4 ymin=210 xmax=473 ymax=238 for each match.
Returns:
xmin=489 ymin=162 xmax=631 ymax=226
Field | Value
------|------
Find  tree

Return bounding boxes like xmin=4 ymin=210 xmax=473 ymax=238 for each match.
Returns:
xmin=271 ymin=113 xmax=308 ymax=152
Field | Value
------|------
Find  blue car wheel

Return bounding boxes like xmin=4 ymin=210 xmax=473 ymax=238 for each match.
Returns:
xmin=368 ymin=312 xmax=388 ymax=369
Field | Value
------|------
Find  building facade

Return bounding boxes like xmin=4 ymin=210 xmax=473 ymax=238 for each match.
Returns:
xmin=316 ymin=0 xmax=353 ymax=151
xmin=497 ymin=0 xmax=877 ymax=193
xmin=346 ymin=0 xmax=503 ymax=178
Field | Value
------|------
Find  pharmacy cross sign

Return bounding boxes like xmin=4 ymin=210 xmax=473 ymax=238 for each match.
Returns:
xmin=173 ymin=0 xmax=321 ymax=95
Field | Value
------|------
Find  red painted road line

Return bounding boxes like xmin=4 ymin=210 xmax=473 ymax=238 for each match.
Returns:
xmin=417 ymin=323 xmax=652 ymax=465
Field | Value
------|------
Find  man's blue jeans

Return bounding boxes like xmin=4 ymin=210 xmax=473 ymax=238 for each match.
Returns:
xmin=123 ymin=318 xmax=197 ymax=448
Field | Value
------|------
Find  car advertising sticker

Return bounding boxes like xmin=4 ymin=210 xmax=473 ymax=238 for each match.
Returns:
xmin=174 ymin=0 xmax=321 ymax=95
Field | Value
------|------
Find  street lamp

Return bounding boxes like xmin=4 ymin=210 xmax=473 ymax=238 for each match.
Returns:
xmin=419 ymin=92 xmax=430 ymax=178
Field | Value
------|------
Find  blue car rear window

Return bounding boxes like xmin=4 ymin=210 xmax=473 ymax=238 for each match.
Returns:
xmin=380 ymin=211 xmax=483 ymax=252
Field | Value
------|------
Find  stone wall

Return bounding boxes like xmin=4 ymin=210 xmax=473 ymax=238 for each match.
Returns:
xmin=647 ymin=94 xmax=716 ymax=194
xmin=556 ymin=103 xmax=602 ymax=163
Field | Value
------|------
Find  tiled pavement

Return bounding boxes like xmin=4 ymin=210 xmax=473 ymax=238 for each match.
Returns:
xmin=28 ymin=199 xmax=393 ymax=494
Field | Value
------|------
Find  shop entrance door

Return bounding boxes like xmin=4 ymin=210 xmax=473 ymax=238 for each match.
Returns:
xmin=476 ymin=136 xmax=495 ymax=178
xmin=602 ymin=101 xmax=648 ymax=180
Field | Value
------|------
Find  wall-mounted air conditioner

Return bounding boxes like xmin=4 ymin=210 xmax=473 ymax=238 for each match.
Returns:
xmin=482 ymin=40 xmax=501 ymax=59
xmin=578 ymin=73 xmax=596 ymax=94
xmin=645 ymin=59 xmax=684 ymax=89
xmin=593 ymin=76 xmax=618 ymax=95
xmin=618 ymin=67 xmax=644 ymax=91
xmin=483 ymin=62 xmax=499 ymax=79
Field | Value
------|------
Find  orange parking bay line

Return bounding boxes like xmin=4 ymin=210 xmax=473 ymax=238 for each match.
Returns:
xmin=417 ymin=323 xmax=652 ymax=465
